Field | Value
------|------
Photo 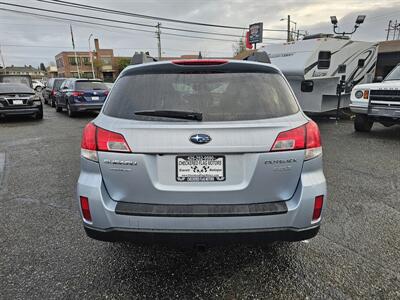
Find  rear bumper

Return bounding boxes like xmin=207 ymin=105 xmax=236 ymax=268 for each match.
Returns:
xmin=77 ymin=154 xmax=327 ymax=244
xmin=0 ymin=107 xmax=41 ymax=116
xmin=350 ymin=104 xmax=400 ymax=119
xmin=70 ymin=103 xmax=103 ymax=112
xmin=84 ymin=224 xmax=320 ymax=245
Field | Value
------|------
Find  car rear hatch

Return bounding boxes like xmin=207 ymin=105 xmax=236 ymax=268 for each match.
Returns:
xmin=86 ymin=61 xmax=318 ymax=205
xmin=75 ymin=81 xmax=108 ymax=102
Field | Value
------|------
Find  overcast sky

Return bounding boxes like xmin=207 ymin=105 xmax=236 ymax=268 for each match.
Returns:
xmin=0 ymin=0 xmax=399 ymax=67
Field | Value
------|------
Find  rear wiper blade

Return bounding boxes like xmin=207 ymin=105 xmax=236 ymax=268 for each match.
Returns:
xmin=134 ymin=110 xmax=203 ymax=121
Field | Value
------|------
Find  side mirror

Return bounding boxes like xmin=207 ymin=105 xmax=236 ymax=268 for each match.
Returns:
xmin=375 ymin=76 xmax=383 ymax=82
xmin=301 ymin=80 xmax=314 ymax=92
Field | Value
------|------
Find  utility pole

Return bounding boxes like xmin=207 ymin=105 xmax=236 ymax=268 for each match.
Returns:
xmin=88 ymin=34 xmax=96 ymax=79
xmin=0 ymin=44 xmax=5 ymax=68
xmin=156 ymin=22 xmax=162 ymax=60
xmin=386 ymin=20 xmax=392 ymax=40
xmin=287 ymin=15 xmax=291 ymax=42
xmin=393 ymin=20 xmax=398 ymax=40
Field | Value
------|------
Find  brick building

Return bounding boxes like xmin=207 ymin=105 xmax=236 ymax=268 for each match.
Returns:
xmin=55 ymin=39 xmax=117 ymax=82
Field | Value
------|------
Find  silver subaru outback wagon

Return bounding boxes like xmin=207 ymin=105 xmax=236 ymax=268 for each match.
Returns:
xmin=77 ymin=59 xmax=327 ymax=246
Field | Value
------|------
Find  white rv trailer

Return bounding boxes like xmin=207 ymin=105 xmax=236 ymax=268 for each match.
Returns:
xmin=259 ymin=35 xmax=378 ymax=113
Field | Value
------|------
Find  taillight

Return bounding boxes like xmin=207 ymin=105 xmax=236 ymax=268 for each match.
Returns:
xmin=71 ymin=91 xmax=84 ymax=97
xmin=80 ymin=196 xmax=92 ymax=222
xmin=96 ymin=127 xmax=131 ymax=152
xmin=312 ymin=195 xmax=324 ymax=221
xmin=271 ymin=120 xmax=322 ymax=160
xmin=81 ymin=122 xmax=131 ymax=161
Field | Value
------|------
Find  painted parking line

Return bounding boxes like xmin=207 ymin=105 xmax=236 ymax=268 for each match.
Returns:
xmin=0 ymin=152 xmax=5 ymax=190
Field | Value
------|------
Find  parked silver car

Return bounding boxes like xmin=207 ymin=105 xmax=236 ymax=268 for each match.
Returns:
xmin=77 ymin=59 xmax=327 ymax=246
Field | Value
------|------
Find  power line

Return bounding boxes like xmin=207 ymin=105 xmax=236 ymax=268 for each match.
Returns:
xmin=38 ymin=0 xmax=289 ymax=33
xmin=0 ymin=7 xmax=240 ymax=42
xmin=36 ymin=0 xmax=245 ymax=38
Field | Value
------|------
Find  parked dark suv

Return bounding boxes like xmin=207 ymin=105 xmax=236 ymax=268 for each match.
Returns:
xmin=42 ymin=78 xmax=66 ymax=107
xmin=55 ymin=79 xmax=109 ymax=117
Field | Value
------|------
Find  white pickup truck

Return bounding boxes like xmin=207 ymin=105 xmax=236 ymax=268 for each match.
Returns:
xmin=350 ymin=64 xmax=400 ymax=132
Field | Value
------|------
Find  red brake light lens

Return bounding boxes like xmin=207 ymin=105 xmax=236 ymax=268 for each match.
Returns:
xmin=312 ymin=195 xmax=324 ymax=221
xmin=305 ymin=120 xmax=321 ymax=149
xmin=81 ymin=122 xmax=97 ymax=150
xmin=271 ymin=120 xmax=322 ymax=160
xmin=271 ymin=125 xmax=306 ymax=151
xmin=80 ymin=196 xmax=92 ymax=222
xmin=96 ymin=127 xmax=131 ymax=152
xmin=81 ymin=123 xmax=131 ymax=161
xmin=71 ymin=91 xmax=84 ymax=97
xmin=172 ymin=59 xmax=228 ymax=65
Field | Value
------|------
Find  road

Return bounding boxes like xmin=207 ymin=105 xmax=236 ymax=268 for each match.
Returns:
xmin=1 ymin=105 xmax=400 ymax=299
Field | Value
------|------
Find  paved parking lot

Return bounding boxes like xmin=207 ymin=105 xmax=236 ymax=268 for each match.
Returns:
xmin=1 ymin=105 xmax=400 ymax=299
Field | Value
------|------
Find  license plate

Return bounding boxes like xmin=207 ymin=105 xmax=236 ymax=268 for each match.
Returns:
xmin=92 ymin=96 xmax=99 ymax=101
xmin=13 ymin=100 xmax=23 ymax=105
xmin=176 ymin=155 xmax=225 ymax=182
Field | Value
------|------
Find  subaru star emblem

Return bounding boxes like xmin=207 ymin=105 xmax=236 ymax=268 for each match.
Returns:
xmin=190 ymin=134 xmax=211 ymax=144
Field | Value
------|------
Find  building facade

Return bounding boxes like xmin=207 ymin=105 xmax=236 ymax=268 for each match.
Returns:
xmin=55 ymin=39 xmax=117 ymax=82
xmin=1 ymin=65 xmax=46 ymax=79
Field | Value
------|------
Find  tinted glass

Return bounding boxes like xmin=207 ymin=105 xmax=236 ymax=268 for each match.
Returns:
xmin=318 ymin=51 xmax=331 ymax=69
xmin=53 ymin=79 xmax=65 ymax=90
xmin=0 ymin=76 xmax=31 ymax=87
xmin=0 ymin=83 xmax=34 ymax=93
xmin=103 ymin=73 xmax=299 ymax=121
xmin=47 ymin=78 xmax=54 ymax=88
xmin=384 ymin=65 xmax=400 ymax=81
xmin=75 ymin=81 xmax=107 ymax=90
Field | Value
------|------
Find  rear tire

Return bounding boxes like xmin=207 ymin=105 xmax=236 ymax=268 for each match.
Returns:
xmin=51 ymin=98 xmax=55 ymax=107
xmin=354 ymin=114 xmax=373 ymax=132
xmin=44 ymin=98 xmax=48 ymax=105
xmin=55 ymin=100 xmax=62 ymax=112
xmin=67 ymin=102 xmax=76 ymax=117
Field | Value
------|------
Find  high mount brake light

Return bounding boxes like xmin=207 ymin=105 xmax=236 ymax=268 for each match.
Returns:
xmin=271 ymin=120 xmax=322 ymax=160
xmin=172 ymin=59 xmax=228 ymax=65
xmin=80 ymin=123 xmax=131 ymax=162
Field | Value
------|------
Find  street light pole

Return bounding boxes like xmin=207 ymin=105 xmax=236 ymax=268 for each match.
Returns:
xmin=287 ymin=15 xmax=291 ymax=42
xmin=88 ymin=34 xmax=96 ymax=79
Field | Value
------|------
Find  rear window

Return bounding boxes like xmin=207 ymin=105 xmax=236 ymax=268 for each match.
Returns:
xmin=75 ymin=81 xmax=107 ymax=90
xmin=103 ymin=73 xmax=299 ymax=121
xmin=53 ymin=79 xmax=65 ymax=90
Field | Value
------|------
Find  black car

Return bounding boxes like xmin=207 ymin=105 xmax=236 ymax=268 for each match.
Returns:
xmin=55 ymin=79 xmax=109 ymax=117
xmin=42 ymin=78 xmax=66 ymax=107
xmin=0 ymin=83 xmax=43 ymax=119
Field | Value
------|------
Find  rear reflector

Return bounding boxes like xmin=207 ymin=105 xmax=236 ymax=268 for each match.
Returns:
xmin=81 ymin=122 xmax=131 ymax=162
xmin=312 ymin=195 xmax=324 ymax=221
xmin=80 ymin=196 xmax=92 ymax=222
xmin=271 ymin=120 xmax=322 ymax=160
xmin=172 ymin=59 xmax=228 ymax=65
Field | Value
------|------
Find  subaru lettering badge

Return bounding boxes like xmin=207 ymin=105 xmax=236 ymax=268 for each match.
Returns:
xmin=190 ymin=134 xmax=211 ymax=144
